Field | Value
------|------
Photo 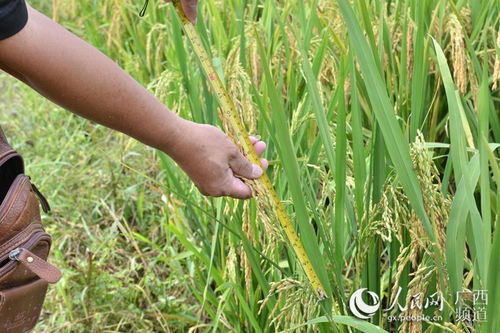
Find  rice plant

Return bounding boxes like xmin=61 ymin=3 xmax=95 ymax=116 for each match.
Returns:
xmin=19 ymin=0 xmax=500 ymax=331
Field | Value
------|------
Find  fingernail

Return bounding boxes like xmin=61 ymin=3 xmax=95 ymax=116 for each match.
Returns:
xmin=252 ymin=164 xmax=263 ymax=178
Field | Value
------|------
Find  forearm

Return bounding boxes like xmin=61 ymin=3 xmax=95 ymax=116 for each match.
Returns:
xmin=0 ymin=5 xmax=183 ymax=152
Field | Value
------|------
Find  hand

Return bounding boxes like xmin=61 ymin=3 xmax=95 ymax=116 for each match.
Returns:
xmin=165 ymin=0 xmax=198 ymax=24
xmin=166 ymin=120 xmax=268 ymax=199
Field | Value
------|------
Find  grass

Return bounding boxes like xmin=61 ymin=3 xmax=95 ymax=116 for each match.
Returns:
xmin=0 ymin=0 xmax=498 ymax=331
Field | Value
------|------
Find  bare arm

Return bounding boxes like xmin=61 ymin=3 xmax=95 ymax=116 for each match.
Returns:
xmin=0 ymin=5 xmax=267 ymax=199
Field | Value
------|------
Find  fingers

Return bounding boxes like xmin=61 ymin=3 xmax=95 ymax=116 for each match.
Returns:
xmin=253 ymin=141 xmax=266 ymax=156
xmin=181 ymin=0 xmax=198 ymax=24
xmin=164 ymin=0 xmax=197 ymax=24
xmin=260 ymin=158 xmax=269 ymax=170
xmin=196 ymin=134 xmax=268 ymax=199
xmin=249 ymin=136 xmax=268 ymax=170
xmin=216 ymin=137 xmax=268 ymax=199
xmin=249 ymin=135 xmax=266 ymax=156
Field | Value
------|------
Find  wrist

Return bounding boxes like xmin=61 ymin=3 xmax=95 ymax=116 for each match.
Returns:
xmin=159 ymin=114 xmax=192 ymax=158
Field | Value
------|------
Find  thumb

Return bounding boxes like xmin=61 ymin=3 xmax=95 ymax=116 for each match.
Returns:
xmin=225 ymin=176 xmax=253 ymax=199
xmin=229 ymin=152 xmax=263 ymax=180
